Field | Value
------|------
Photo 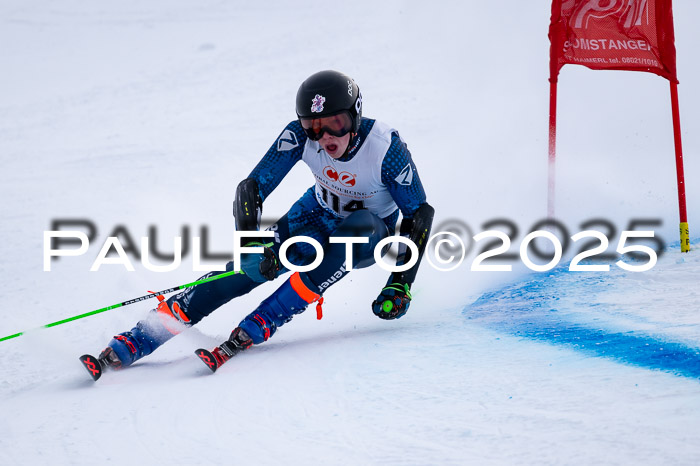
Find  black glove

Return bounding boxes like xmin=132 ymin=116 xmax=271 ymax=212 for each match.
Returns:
xmin=239 ymin=242 xmax=280 ymax=283
xmin=372 ymin=282 xmax=412 ymax=320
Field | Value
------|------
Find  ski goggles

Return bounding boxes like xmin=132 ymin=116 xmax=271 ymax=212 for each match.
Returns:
xmin=299 ymin=111 xmax=353 ymax=141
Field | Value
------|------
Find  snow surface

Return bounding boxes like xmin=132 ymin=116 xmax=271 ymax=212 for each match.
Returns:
xmin=1 ymin=1 xmax=699 ymax=464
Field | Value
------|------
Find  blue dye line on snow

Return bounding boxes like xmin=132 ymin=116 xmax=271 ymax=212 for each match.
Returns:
xmin=465 ymin=268 xmax=700 ymax=379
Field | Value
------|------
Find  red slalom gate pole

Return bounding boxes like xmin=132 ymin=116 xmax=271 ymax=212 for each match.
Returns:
xmin=670 ymin=81 xmax=690 ymax=252
xmin=548 ymin=79 xmax=558 ymax=220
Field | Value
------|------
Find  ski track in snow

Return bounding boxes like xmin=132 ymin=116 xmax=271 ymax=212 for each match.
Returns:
xmin=2 ymin=1 xmax=700 ymax=465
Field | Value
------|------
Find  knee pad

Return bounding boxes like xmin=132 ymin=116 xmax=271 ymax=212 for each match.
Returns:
xmin=155 ymin=295 xmax=192 ymax=336
xmin=333 ymin=210 xmax=389 ymax=269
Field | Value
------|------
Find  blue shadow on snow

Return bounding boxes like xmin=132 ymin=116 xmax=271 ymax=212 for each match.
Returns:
xmin=465 ymin=268 xmax=700 ymax=380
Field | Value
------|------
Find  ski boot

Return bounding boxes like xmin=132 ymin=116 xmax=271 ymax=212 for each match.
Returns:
xmin=79 ymin=325 xmax=164 ymax=381
xmin=195 ymin=272 xmax=323 ymax=373
xmin=79 ymin=295 xmax=189 ymax=381
xmin=238 ymin=271 xmax=323 ymax=344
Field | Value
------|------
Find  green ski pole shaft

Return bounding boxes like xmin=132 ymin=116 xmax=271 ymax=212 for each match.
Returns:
xmin=0 ymin=270 xmax=244 ymax=342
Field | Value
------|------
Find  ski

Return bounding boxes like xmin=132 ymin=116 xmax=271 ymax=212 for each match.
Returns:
xmin=195 ymin=348 xmax=219 ymax=372
xmin=194 ymin=328 xmax=252 ymax=374
xmin=79 ymin=354 xmax=105 ymax=381
xmin=194 ymin=341 xmax=241 ymax=373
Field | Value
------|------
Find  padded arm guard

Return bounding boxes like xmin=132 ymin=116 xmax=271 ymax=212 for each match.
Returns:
xmin=391 ymin=202 xmax=434 ymax=285
xmin=233 ymin=178 xmax=263 ymax=232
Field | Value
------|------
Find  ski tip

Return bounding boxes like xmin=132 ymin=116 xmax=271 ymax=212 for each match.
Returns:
xmin=79 ymin=354 xmax=103 ymax=381
xmin=194 ymin=348 xmax=218 ymax=373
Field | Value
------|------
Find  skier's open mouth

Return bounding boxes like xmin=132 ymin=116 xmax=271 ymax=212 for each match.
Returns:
xmin=326 ymin=144 xmax=338 ymax=154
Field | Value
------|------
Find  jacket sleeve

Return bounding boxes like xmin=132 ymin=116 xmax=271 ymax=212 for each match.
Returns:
xmin=248 ymin=120 xmax=308 ymax=202
xmin=381 ymin=131 xmax=428 ymax=218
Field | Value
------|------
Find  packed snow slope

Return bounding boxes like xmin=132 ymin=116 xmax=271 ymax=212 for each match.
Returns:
xmin=1 ymin=1 xmax=699 ymax=465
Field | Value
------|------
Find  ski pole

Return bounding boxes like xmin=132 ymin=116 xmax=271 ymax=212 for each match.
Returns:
xmin=0 ymin=270 xmax=245 ymax=342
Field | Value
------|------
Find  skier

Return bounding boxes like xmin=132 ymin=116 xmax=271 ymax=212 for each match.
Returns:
xmin=89 ymin=70 xmax=434 ymax=373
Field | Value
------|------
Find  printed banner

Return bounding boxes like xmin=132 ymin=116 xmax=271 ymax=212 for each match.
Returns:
xmin=549 ymin=0 xmax=677 ymax=82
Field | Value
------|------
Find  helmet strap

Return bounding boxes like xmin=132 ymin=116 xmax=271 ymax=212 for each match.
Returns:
xmin=342 ymin=133 xmax=357 ymax=158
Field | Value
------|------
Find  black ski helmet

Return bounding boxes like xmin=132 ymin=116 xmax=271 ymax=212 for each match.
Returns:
xmin=296 ymin=70 xmax=362 ymax=132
